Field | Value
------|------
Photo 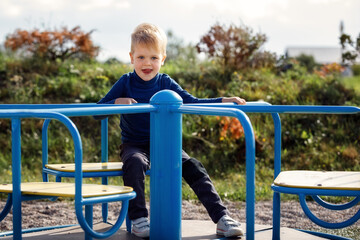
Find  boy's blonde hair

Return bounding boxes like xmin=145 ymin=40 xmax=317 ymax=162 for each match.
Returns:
xmin=130 ymin=23 xmax=167 ymax=55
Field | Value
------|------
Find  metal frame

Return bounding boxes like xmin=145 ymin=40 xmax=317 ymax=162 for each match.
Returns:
xmin=239 ymin=104 xmax=359 ymax=240
xmin=0 ymin=91 xmax=257 ymax=240
xmin=190 ymin=103 xmax=360 ymax=239
xmin=0 ymin=110 xmax=137 ymax=240
xmin=2 ymin=90 xmax=357 ymax=239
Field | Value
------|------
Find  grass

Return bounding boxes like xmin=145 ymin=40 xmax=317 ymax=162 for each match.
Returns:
xmin=342 ymin=75 xmax=360 ymax=94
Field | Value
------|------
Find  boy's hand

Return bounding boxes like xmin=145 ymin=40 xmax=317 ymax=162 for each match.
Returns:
xmin=222 ymin=97 xmax=246 ymax=105
xmin=114 ymin=98 xmax=138 ymax=104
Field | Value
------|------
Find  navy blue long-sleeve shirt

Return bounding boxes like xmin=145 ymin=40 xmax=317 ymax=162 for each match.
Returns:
xmin=97 ymin=71 xmax=222 ymax=143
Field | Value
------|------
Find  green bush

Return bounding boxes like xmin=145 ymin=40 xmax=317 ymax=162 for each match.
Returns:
xmin=0 ymin=54 xmax=359 ymax=183
xmin=352 ymin=64 xmax=360 ymax=76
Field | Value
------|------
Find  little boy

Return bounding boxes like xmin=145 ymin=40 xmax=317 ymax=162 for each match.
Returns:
xmin=97 ymin=23 xmax=246 ymax=238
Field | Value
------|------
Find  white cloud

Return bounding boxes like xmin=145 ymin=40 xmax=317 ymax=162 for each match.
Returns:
xmin=77 ymin=0 xmax=130 ymax=11
xmin=0 ymin=0 xmax=22 ymax=17
xmin=0 ymin=0 xmax=359 ymax=61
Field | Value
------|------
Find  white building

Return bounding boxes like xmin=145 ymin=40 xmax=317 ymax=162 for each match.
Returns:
xmin=285 ymin=47 xmax=342 ymax=64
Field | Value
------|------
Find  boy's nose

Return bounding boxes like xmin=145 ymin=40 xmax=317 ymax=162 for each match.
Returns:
xmin=144 ymin=59 xmax=151 ymax=65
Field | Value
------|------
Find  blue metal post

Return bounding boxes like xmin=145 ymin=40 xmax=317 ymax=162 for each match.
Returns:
xmin=272 ymin=113 xmax=281 ymax=240
xmin=101 ymin=118 xmax=108 ymax=223
xmin=149 ymin=90 xmax=183 ymax=240
xmin=101 ymin=118 xmax=108 ymax=165
xmin=42 ymin=119 xmax=51 ymax=182
xmin=85 ymin=205 xmax=93 ymax=240
xmin=12 ymin=118 xmax=22 ymax=240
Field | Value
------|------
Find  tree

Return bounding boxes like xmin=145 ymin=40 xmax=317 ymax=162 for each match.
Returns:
xmin=339 ymin=21 xmax=360 ymax=64
xmin=166 ymin=30 xmax=197 ymax=63
xmin=295 ymin=54 xmax=318 ymax=72
xmin=340 ymin=33 xmax=360 ymax=64
xmin=4 ymin=26 xmax=100 ymax=62
xmin=196 ymin=22 xmax=276 ymax=73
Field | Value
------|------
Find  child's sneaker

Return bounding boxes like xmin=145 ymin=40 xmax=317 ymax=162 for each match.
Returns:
xmin=132 ymin=217 xmax=150 ymax=238
xmin=216 ymin=215 xmax=244 ymax=237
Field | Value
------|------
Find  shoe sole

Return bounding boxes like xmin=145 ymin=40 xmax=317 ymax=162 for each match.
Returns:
xmin=217 ymin=229 xmax=244 ymax=238
xmin=132 ymin=230 xmax=150 ymax=238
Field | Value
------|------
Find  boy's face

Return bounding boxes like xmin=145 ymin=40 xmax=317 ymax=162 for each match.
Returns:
xmin=129 ymin=44 xmax=166 ymax=81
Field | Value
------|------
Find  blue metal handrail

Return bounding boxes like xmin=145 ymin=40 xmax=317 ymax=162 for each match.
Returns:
xmin=177 ymin=104 xmax=256 ymax=239
xmin=2 ymin=94 xmax=358 ymax=239
xmin=0 ymin=110 xmax=137 ymax=240
xmin=188 ymin=103 xmax=360 ymax=239
xmin=0 ymin=95 xmax=257 ymax=240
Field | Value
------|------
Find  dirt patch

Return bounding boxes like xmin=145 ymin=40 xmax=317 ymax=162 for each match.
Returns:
xmin=0 ymin=199 xmax=359 ymax=238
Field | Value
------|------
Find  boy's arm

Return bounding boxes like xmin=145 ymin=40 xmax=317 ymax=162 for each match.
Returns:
xmin=93 ymin=97 xmax=137 ymax=120
xmin=97 ymin=76 xmax=127 ymax=104
xmin=222 ymin=97 xmax=246 ymax=105
xmin=94 ymin=77 xmax=129 ymax=120
xmin=114 ymin=98 xmax=137 ymax=104
xmin=168 ymin=77 xmax=246 ymax=104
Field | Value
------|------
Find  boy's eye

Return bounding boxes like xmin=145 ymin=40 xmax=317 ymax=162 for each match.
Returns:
xmin=152 ymin=57 xmax=158 ymax=60
xmin=138 ymin=56 xmax=144 ymax=59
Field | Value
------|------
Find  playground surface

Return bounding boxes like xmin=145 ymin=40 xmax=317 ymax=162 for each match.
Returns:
xmin=0 ymin=220 xmax=327 ymax=240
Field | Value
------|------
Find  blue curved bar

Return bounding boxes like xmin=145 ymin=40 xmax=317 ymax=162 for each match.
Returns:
xmin=177 ymin=105 xmax=256 ymax=240
xmin=297 ymin=229 xmax=353 ymax=240
xmin=0 ymin=110 xmax=137 ymax=240
xmin=78 ymin=193 xmax=136 ymax=239
xmin=0 ymin=195 xmax=12 ymax=222
xmin=311 ymin=195 xmax=360 ymax=210
xmin=299 ymin=194 xmax=360 ymax=229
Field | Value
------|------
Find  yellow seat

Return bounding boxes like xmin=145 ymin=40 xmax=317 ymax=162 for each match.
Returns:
xmin=45 ymin=162 xmax=123 ymax=173
xmin=274 ymin=170 xmax=360 ymax=191
xmin=0 ymin=182 xmax=132 ymax=198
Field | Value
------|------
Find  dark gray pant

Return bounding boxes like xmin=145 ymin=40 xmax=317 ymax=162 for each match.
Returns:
xmin=120 ymin=143 xmax=228 ymax=223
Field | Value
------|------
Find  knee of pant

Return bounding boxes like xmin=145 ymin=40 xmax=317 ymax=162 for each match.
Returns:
xmin=182 ymin=158 xmax=208 ymax=186
xmin=123 ymin=153 xmax=148 ymax=177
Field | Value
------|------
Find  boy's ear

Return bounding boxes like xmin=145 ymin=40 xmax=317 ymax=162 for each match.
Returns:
xmin=161 ymin=55 xmax=167 ymax=65
xmin=129 ymin=52 xmax=134 ymax=64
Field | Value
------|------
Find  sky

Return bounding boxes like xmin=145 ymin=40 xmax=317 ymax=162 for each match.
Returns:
xmin=0 ymin=0 xmax=359 ymax=62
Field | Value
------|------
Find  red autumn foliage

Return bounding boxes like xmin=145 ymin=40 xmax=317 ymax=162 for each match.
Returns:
xmin=196 ymin=23 xmax=275 ymax=73
xmin=4 ymin=26 xmax=99 ymax=61
xmin=314 ymin=63 xmax=345 ymax=78
xmin=217 ymin=116 xmax=244 ymax=140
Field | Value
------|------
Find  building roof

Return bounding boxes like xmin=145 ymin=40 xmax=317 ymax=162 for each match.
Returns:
xmin=285 ymin=47 xmax=342 ymax=64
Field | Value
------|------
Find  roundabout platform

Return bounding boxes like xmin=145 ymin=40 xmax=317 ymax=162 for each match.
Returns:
xmin=1 ymin=220 xmax=327 ymax=239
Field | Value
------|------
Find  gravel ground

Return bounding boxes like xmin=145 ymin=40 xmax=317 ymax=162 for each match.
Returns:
xmin=0 ymin=199 xmax=359 ymax=238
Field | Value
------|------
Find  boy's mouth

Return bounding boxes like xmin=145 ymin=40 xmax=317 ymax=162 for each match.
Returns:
xmin=142 ymin=69 xmax=152 ymax=74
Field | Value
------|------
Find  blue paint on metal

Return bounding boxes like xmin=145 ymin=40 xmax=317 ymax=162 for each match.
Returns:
xmin=101 ymin=118 xmax=109 ymax=223
xmin=150 ymin=90 xmax=183 ymax=240
xmin=0 ymin=224 xmax=79 ymax=237
xmin=0 ymin=195 xmax=12 ymax=222
xmin=42 ymin=119 xmax=51 ymax=182
xmin=11 ymin=118 xmax=22 ymax=240
xmin=311 ymin=195 xmax=360 ymax=210
xmin=176 ymin=104 xmax=256 ymax=239
xmin=299 ymin=194 xmax=360 ymax=229
xmin=0 ymin=111 xmax=136 ymax=239
xmin=1 ymin=95 xmax=359 ymax=240
xmin=297 ymin=229 xmax=354 ymax=240
xmin=85 ymin=205 xmax=93 ymax=240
